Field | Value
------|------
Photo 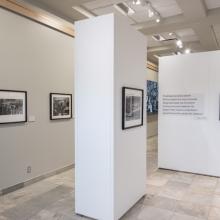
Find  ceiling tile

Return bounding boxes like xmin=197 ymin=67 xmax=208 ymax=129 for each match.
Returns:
xmin=149 ymin=0 xmax=182 ymax=17
xmin=175 ymin=28 xmax=196 ymax=37
xmin=83 ymin=0 xmax=122 ymax=10
xmin=93 ymin=6 xmax=135 ymax=24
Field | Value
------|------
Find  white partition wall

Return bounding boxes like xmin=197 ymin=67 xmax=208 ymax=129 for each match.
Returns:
xmin=75 ymin=14 xmax=147 ymax=220
xmin=159 ymin=51 xmax=220 ymax=177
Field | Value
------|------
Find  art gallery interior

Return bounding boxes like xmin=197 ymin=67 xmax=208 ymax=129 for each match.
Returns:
xmin=1 ymin=0 xmax=220 ymax=220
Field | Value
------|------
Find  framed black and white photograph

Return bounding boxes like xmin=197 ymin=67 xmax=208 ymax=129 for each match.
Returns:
xmin=122 ymin=87 xmax=144 ymax=130
xmin=0 ymin=90 xmax=27 ymax=124
xmin=50 ymin=93 xmax=72 ymax=120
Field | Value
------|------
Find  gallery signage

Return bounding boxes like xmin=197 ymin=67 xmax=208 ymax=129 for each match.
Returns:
xmin=162 ymin=94 xmax=204 ymax=117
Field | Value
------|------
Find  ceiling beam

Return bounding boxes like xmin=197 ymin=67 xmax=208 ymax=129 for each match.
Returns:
xmin=136 ymin=7 xmax=220 ymax=35
xmin=192 ymin=24 xmax=219 ymax=50
xmin=176 ymin=0 xmax=207 ymax=19
xmin=148 ymin=41 xmax=201 ymax=53
xmin=0 ymin=0 xmax=74 ymax=36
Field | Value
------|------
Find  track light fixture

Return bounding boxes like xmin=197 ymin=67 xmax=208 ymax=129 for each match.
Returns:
xmin=128 ymin=7 xmax=135 ymax=15
xmin=132 ymin=0 xmax=141 ymax=5
xmin=156 ymin=17 xmax=160 ymax=23
xmin=145 ymin=1 xmax=161 ymax=22
xmin=176 ymin=39 xmax=183 ymax=48
xmin=129 ymin=0 xmax=162 ymax=22
xmin=155 ymin=12 xmax=161 ymax=23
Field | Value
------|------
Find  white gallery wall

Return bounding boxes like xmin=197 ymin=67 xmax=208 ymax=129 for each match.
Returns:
xmin=159 ymin=51 xmax=220 ymax=176
xmin=0 ymin=8 xmax=74 ymax=191
xmin=75 ymin=13 xmax=147 ymax=220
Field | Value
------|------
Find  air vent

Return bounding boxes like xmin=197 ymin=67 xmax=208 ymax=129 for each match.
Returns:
xmin=152 ymin=34 xmax=165 ymax=41
xmin=114 ymin=3 xmax=135 ymax=15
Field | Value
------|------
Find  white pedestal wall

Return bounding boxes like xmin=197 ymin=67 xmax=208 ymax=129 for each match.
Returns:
xmin=159 ymin=51 xmax=220 ymax=177
xmin=75 ymin=14 xmax=147 ymax=220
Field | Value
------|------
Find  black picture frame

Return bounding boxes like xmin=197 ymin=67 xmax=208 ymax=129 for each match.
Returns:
xmin=0 ymin=89 xmax=27 ymax=124
xmin=122 ymin=87 xmax=144 ymax=130
xmin=50 ymin=93 xmax=72 ymax=120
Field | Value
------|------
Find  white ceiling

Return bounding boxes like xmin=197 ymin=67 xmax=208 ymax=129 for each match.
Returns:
xmin=24 ymin=0 xmax=220 ymax=64
xmin=204 ymin=0 xmax=220 ymax=9
xmin=146 ymin=0 xmax=182 ymax=17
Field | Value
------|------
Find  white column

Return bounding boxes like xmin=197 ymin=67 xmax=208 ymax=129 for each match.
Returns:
xmin=75 ymin=13 xmax=147 ymax=220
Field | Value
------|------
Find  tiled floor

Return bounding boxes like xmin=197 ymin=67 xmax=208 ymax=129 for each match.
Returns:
xmin=1 ymin=136 xmax=220 ymax=220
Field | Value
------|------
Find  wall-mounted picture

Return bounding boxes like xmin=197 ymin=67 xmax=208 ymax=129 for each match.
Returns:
xmin=0 ymin=90 xmax=27 ymax=124
xmin=147 ymin=80 xmax=158 ymax=114
xmin=50 ymin=93 xmax=72 ymax=120
xmin=122 ymin=87 xmax=143 ymax=130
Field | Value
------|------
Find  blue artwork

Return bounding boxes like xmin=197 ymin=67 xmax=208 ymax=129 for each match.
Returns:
xmin=147 ymin=80 xmax=158 ymax=114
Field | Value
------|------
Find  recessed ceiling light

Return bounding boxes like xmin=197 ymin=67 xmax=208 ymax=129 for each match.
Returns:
xmin=185 ymin=48 xmax=191 ymax=54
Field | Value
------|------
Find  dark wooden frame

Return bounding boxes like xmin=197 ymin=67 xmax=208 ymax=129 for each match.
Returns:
xmin=0 ymin=89 xmax=27 ymax=124
xmin=50 ymin=93 xmax=72 ymax=120
xmin=122 ymin=87 xmax=144 ymax=130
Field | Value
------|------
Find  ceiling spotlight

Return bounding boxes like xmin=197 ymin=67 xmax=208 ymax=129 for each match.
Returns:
xmin=169 ymin=32 xmax=173 ymax=36
xmin=176 ymin=39 xmax=183 ymax=48
xmin=156 ymin=17 xmax=161 ymax=23
xmin=148 ymin=8 xmax=154 ymax=17
xmin=155 ymin=12 xmax=161 ymax=23
xmin=185 ymin=48 xmax=191 ymax=54
xmin=128 ymin=7 xmax=135 ymax=15
xmin=132 ymin=0 xmax=141 ymax=5
xmin=146 ymin=2 xmax=155 ymax=18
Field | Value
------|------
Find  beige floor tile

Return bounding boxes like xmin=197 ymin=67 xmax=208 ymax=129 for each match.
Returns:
xmin=146 ymin=184 xmax=162 ymax=196
xmin=0 ymin=196 xmax=16 ymax=214
xmin=214 ymin=180 xmax=220 ymax=196
xmin=175 ymin=201 xmax=210 ymax=219
xmin=212 ymin=195 xmax=220 ymax=208
xmin=208 ymin=207 xmax=220 ymax=220
xmin=189 ymin=185 xmax=215 ymax=196
xmin=192 ymin=175 xmax=218 ymax=189
xmin=146 ymin=173 xmax=170 ymax=187
xmin=171 ymin=172 xmax=195 ymax=185
xmin=159 ymin=181 xmax=190 ymax=200
xmin=182 ymin=191 xmax=213 ymax=206
xmin=171 ymin=213 xmax=205 ymax=220
xmin=144 ymin=195 xmax=177 ymax=211
xmin=137 ymin=206 xmax=174 ymax=220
